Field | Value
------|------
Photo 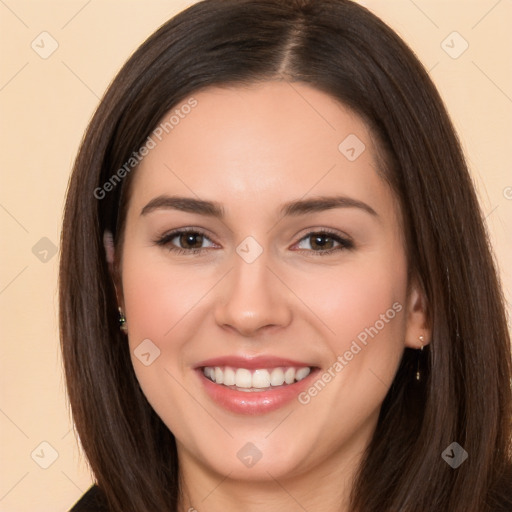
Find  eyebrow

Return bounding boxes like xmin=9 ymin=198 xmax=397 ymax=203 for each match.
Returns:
xmin=140 ymin=194 xmax=378 ymax=218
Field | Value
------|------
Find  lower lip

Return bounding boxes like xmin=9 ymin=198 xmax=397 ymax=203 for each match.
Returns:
xmin=196 ymin=368 xmax=319 ymax=415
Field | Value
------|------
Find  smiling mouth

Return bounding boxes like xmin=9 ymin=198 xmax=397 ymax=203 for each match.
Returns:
xmin=202 ymin=365 xmax=314 ymax=392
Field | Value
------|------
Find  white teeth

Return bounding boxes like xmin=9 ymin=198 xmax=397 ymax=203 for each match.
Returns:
xmin=214 ymin=367 xmax=224 ymax=384
xmin=270 ymin=368 xmax=285 ymax=386
xmin=235 ymin=368 xmax=252 ymax=388
xmin=284 ymin=367 xmax=295 ymax=384
xmin=295 ymin=367 xmax=311 ymax=381
xmin=203 ymin=365 xmax=312 ymax=390
xmin=223 ymin=367 xmax=236 ymax=386
xmin=252 ymin=369 xmax=271 ymax=388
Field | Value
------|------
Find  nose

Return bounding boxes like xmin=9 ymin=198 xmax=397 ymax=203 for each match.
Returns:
xmin=213 ymin=249 xmax=293 ymax=338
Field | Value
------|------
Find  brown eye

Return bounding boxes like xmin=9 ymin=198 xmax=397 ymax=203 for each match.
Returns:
xmin=309 ymin=234 xmax=336 ymax=250
xmin=294 ymin=231 xmax=354 ymax=256
xmin=178 ymin=232 xmax=204 ymax=249
xmin=155 ymin=229 xmax=216 ymax=254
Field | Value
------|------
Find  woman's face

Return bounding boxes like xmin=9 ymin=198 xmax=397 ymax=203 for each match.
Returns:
xmin=116 ymin=81 xmax=427 ymax=485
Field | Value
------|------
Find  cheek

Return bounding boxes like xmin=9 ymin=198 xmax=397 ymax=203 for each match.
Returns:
xmin=121 ymin=248 xmax=209 ymax=343
xmin=120 ymin=249 xmax=203 ymax=432
xmin=119 ymin=248 xmax=200 ymax=397
xmin=296 ymin=248 xmax=409 ymax=422
xmin=302 ymin=253 xmax=408 ymax=352
xmin=292 ymin=254 xmax=408 ymax=444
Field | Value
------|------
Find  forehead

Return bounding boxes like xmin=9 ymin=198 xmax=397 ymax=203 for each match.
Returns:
xmin=130 ymin=81 xmax=394 ymax=221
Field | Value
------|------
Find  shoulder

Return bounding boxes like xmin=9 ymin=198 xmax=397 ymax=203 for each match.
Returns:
xmin=69 ymin=485 xmax=108 ymax=512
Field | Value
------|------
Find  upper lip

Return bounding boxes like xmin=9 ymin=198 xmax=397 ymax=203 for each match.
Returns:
xmin=195 ymin=355 xmax=315 ymax=370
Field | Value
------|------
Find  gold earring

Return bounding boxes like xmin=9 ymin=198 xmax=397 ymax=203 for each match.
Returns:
xmin=118 ymin=307 xmax=128 ymax=333
xmin=416 ymin=335 xmax=424 ymax=381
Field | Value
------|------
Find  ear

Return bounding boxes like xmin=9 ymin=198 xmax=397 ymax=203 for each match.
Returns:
xmin=403 ymin=278 xmax=431 ymax=349
xmin=103 ymin=230 xmax=124 ymax=308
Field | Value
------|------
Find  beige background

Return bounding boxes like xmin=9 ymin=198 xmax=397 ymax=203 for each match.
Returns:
xmin=0 ymin=1 xmax=510 ymax=510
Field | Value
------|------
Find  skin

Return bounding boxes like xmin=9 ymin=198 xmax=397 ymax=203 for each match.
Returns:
xmin=110 ymin=81 xmax=431 ymax=512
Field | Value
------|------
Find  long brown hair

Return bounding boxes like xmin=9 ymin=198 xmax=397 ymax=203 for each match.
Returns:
xmin=59 ymin=1 xmax=512 ymax=510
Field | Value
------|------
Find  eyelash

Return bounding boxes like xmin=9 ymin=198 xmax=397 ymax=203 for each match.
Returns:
xmin=154 ymin=228 xmax=354 ymax=256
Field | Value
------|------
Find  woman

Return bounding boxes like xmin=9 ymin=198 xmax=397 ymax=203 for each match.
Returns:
xmin=60 ymin=0 xmax=512 ymax=510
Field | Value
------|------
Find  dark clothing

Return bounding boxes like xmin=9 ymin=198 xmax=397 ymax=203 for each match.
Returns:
xmin=71 ymin=478 xmax=512 ymax=511
xmin=69 ymin=485 xmax=108 ymax=512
